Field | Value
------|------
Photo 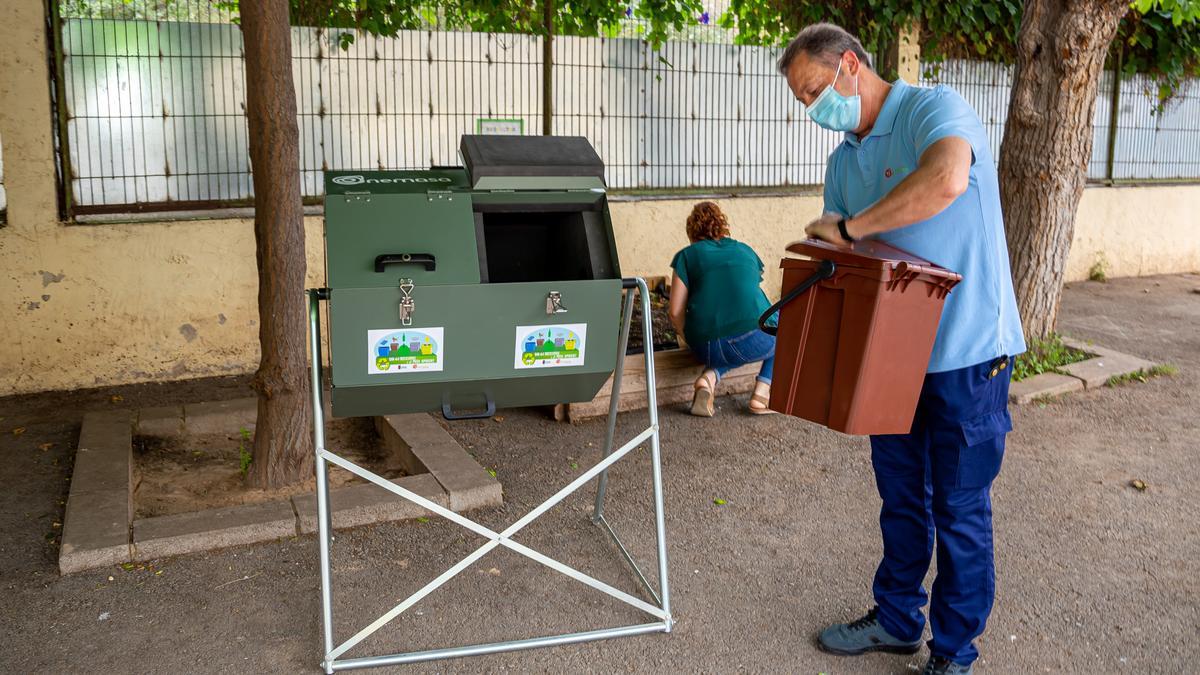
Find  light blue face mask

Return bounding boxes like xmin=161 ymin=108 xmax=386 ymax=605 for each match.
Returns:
xmin=806 ymin=59 xmax=861 ymax=132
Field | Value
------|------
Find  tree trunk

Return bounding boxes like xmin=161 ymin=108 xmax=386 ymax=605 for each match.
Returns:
xmin=999 ymin=0 xmax=1128 ymax=340
xmin=241 ymin=0 xmax=314 ymax=488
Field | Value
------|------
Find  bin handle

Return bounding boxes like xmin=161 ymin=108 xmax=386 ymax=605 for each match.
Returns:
xmin=757 ymin=259 xmax=837 ymax=336
xmin=441 ymin=396 xmax=496 ymax=420
xmin=375 ymin=253 xmax=436 ymax=272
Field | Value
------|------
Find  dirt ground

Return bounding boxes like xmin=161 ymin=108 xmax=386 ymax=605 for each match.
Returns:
xmin=134 ymin=418 xmax=397 ymax=518
xmin=1 ymin=274 xmax=1197 ymax=674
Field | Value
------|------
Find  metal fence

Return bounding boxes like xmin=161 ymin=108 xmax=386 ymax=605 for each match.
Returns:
xmin=55 ymin=11 xmax=1200 ymax=213
xmin=922 ymin=59 xmax=1200 ymax=181
xmin=58 ymin=18 xmax=839 ymax=211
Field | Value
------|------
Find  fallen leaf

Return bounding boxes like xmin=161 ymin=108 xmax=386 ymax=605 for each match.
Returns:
xmin=487 ymin=567 xmax=501 ymax=576
xmin=416 ymin=517 xmax=430 ymax=524
xmin=12 ymin=427 xmax=26 ymax=436
xmin=154 ymin=570 xmax=163 ymax=576
xmin=713 ymin=498 xmax=727 ymax=506
xmin=39 ymin=442 xmax=54 ymax=451
xmin=493 ymin=416 xmax=505 ymax=423
xmin=1130 ymin=479 xmax=1148 ymax=491
xmin=487 ymin=468 xmax=497 ymax=478
xmin=110 ymin=395 xmax=123 ymax=403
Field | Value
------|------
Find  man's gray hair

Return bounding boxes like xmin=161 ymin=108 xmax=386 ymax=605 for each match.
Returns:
xmin=777 ymin=23 xmax=873 ymax=75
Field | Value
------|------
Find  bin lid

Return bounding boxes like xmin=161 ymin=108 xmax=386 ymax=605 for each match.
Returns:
xmin=784 ymin=238 xmax=961 ymax=281
xmin=460 ymin=135 xmax=606 ymax=190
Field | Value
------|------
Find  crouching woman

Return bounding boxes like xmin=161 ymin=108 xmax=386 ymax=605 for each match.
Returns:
xmin=668 ymin=201 xmax=777 ymax=417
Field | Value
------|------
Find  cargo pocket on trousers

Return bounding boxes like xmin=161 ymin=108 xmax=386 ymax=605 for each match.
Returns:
xmin=955 ymin=409 xmax=1012 ymax=489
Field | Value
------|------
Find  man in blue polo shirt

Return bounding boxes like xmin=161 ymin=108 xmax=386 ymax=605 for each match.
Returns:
xmin=777 ymin=23 xmax=1027 ymax=675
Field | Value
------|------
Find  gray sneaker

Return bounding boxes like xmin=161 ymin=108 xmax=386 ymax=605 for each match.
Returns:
xmin=922 ymin=656 xmax=973 ymax=674
xmin=817 ymin=606 xmax=923 ymax=656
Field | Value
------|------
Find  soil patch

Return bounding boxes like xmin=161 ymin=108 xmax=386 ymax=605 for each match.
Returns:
xmin=627 ymin=278 xmax=681 ymax=354
xmin=133 ymin=417 xmax=403 ymax=518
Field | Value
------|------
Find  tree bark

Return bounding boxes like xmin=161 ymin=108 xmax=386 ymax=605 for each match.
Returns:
xmin=241 ymin=0 xmax=314 ymax=488
xmin=999 ymin=0 xmax=1129 ymax=340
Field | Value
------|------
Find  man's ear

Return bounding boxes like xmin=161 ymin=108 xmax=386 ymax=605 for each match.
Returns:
xmin=843 ymin=50 xmax=860 ymax=76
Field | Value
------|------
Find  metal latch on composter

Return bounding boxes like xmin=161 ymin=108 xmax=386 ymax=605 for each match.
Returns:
xmin=546 ymin=291 xmax=568 ymax=315
xmin=399 ymin=278 xmax=415 ymax=326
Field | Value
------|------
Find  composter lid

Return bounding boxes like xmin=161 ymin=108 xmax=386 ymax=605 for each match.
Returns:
xmin=460 ymin=135 xmax=606 ymax=190
xmin=784 ymin=238 xmax=962 ymax=281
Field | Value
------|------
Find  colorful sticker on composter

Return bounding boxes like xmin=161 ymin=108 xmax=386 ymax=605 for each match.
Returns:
xmin=367 ymin=328 xmax=444 ymax=374
xmin=514 ymin=324 xmax=587 ymax=369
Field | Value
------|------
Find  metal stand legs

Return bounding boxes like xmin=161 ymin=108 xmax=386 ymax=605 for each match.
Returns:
xmin=307 ymin=279 xmax=671 ymax=673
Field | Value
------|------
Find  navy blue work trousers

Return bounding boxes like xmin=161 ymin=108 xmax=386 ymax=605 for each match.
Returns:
xmin=869 ymin=357 xmax=1012 ymax=666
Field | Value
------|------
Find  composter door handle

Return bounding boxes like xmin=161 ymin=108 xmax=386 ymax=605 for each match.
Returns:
xmin=441 ymin=396 xmax=496 ymax=421
xmin=758 ymin=259 xmax=837 ymax=336
xmin=375 ymin=253 xmax=436 ymax=272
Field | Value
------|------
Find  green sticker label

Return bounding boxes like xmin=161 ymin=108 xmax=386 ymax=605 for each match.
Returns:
xmin=514 ymin=324 xmax=587 ymax=369
xmin=368 ymin=327 xmax=444 ymax=374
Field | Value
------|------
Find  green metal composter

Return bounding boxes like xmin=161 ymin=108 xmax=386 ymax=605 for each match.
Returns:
xmin=306 ymin=135 xmax=672 ymax=672
xmin=324 ymin=135 xmax=623 ymax=420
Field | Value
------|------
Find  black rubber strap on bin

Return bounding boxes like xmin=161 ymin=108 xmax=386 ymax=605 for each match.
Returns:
xmin=374 ymin=253 xmax=436 ymax=272
xmin=757 ymin=259 xmax=837 ymax=336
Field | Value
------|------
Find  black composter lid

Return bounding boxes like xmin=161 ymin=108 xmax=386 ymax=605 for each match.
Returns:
xmin=459 ymin=135 xmax=606 ymax=190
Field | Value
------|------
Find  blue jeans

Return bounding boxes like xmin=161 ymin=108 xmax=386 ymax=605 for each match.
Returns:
xmin=690 ymin=329 xmax=775 ymax=384
xmin=869 ymin=357 xmax=1013 ymax=666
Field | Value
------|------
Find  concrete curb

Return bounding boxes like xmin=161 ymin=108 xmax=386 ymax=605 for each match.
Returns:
xmin=1009 ymin=336 xmax=1163 ymax=404
xmin=375 ymin=414 xmax=503 ymax=512
xmin=133 ymin=500 xmax=297 ymax=561
xmin=61 ymin=403 xmax=501 ymax=574
xmin=60 ymin=411 xmax=133 ymax=575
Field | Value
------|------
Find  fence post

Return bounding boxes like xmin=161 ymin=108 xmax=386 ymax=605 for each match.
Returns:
xmin=542 ymin=0 xmax=554 ymax=135
xmin=1105 ymin=46 xmax=1123 ymax=183
xmin=48 ymin=0 xmax=74 ymax=218
xmin=896 ymin=20 xmax=921 ymax=83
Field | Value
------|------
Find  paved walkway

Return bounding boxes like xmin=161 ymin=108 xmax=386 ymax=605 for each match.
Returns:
xmin=1 ymin=274 xmax=1197 ymax=673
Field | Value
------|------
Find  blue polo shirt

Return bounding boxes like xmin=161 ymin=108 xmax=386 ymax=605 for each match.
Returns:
xmin=823 ymin=79 xmax=1026 ymax=373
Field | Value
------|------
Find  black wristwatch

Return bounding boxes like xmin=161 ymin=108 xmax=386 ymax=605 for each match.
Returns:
xmin=837 ymin=217 xmax=856 ymax=243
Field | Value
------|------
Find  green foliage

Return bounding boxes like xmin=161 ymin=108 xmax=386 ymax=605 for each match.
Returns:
xmin=718 ymin=0 xmax=1200 ymax=103
xmin=238 ymin=427 xmax=253 ymax=475
xmin=1118 ymin=9 xmax=1200 ymax=105
xmin=1088 ymin=255 xmax=1109 ymax=282
xmin=1105 ymin=363 xmax=1178 ymax=386
xmin=58 ymin=0 xmax=1200 ymax=99
xmin=1012 ymin=333 xmax=1091 ymax=382
xmin=212 ymin=0 xmax=703 ymax=47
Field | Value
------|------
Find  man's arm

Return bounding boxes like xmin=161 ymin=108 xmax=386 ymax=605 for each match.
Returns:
xmin=805 ymin=136 xmax=972 ymax=244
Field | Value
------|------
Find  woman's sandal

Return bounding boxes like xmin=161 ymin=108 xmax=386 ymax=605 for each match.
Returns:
xmin=690 ymin=370 xmax=717 ymax=417
xmin=748 ymin=383 xmax=777 ymax=415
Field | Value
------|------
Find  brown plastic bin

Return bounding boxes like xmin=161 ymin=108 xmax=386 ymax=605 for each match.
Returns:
xmin=758 ymin=238 xmax=962 ymax=435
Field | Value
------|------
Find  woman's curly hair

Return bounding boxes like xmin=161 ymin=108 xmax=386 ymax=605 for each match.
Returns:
xmin=686 ymin=201 xmax=731 ymax=242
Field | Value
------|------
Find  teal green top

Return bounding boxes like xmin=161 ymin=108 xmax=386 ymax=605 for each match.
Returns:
xmin=670 ymin=237 xmax=771 ymax=346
